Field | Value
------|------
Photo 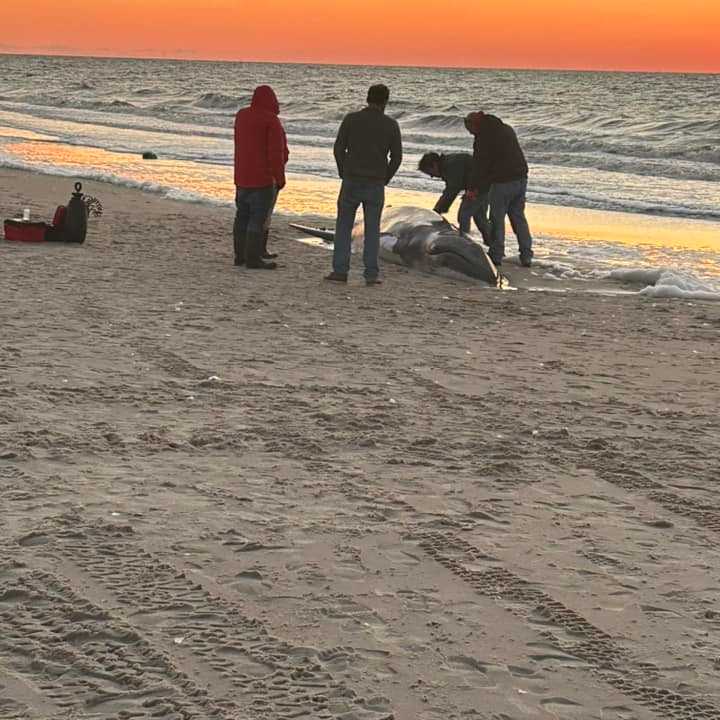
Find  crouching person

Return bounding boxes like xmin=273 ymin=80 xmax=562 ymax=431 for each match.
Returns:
xmin=418 ymin=151 xmax=490 ymax=244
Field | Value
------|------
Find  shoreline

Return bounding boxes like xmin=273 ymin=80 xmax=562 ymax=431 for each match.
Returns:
xmin=2 ymin=130 xmax=720 ymax=224
xmin=2 ymin=162 xmax=720 ymax=298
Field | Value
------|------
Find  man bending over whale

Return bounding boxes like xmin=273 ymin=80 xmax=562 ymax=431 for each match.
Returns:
xmin=418 ymin=151 xmax=491 ymax=245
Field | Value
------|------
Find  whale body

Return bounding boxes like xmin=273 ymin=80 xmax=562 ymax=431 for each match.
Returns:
xmin=290 ymin=206 xmax=498 ymax=285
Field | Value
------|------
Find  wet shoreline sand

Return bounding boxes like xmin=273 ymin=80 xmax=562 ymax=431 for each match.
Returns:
xmin=3 ymin=137 xmax=720 ymax=281
xmin=1 ymin=167 xmax=720 ymax=719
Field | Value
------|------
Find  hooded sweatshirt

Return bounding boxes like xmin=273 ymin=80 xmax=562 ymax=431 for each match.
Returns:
xmin=234 ymin=85 xmax=288 ymax=188
xmin=468 ymin=112 xmax=528 ymax=192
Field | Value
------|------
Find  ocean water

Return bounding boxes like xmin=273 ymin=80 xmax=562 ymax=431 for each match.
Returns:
xmin=1 ymin=54 xmax=719 ymax=297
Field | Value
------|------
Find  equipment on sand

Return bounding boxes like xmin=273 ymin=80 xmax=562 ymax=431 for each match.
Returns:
xmin=4 ymin=182 xmax=102 ymax=244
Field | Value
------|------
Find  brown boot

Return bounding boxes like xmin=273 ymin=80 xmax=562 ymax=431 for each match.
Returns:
xmin=246 ymin=231 xmax=277 ymax=270
xmin=261 ymin=229 xmax=278 ymax=260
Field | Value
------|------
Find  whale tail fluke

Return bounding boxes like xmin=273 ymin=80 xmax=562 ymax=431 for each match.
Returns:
xmin=289 ymin=223 xmax=335 ymax=243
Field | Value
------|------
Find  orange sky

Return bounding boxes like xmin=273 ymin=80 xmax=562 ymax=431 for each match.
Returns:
xmin=1 ymin=0 xmax=719 ymax=73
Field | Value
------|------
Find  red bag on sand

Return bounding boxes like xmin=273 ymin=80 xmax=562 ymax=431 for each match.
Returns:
xmin=52 ymin=205 xmax=67 ymax=228
xmin=3 ymin=219 xmax=48 ymax=242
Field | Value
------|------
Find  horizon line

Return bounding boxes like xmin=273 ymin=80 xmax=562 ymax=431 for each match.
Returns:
xmin=0 ymin=49 xmax=718 ymax=77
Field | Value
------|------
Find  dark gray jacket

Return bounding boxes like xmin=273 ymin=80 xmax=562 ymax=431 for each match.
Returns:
xmin=470 ymin=114 xmax=528 ymax=192
xmin=334 ymin=106 xmax=402 ymax=185
xmin=433 ymin=153 xmax=473 ymax=214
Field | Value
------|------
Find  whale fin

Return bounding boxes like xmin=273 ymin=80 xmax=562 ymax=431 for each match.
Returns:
xmin=289 ymin=223 xmax=335 ymax=243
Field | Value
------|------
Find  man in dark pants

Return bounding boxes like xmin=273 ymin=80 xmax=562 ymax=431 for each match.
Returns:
xmin=418 ymin=151 xmax=491 ymax=244
xmin=326 ymin=84 xmax=402 ymax=286
xmin=466 ymin=112 xmax=533 ymax=267
xmin=233 ymin=85 xmax=287 ymax=270
xmin=261 ymin=131 xmax=289 ymax=260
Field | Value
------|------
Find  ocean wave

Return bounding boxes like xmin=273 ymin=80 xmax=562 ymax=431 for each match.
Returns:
xmin=605 ymin=268 xmax=720 ymax=301
xmin=194 ymin=92 xmax=245 ymax=110
xmin=528 ymin=185 xmax=720 ymax=222
xmin=404 ymin=113 xmax=465 ymax=131
xmin=107 ymin=100 xmax=136 ymax=109
xmin=521 ymin=132 xmax=720 ymax=168
xmin=2 ymin=95 xmax=140 ymax=114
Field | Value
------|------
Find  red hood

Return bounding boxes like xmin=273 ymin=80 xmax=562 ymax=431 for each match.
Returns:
xmin=251 ymin=85 xmax=279 ymax=115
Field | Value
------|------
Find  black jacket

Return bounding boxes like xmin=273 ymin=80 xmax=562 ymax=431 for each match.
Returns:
xmin=433 ymin=152 xmax=473 ymax=214
xmin=334 ymin=106 xmax=403 ymax=185
xmin=470 ymin=114 xmax=528 ymax=191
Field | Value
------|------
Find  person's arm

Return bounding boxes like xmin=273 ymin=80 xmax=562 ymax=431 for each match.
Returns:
xmin=434 ymin=158 xmax=463 ymax=212
xmin=268 ymin=118 xmax=286 ymax=189
xmin=333 ymin=116 xmax=350 ymax=178
xmin=386 ymin=121 xmax=402 ymax=184
xmin=433 ymin=184 xmax=459 ymax=214
xmin=233 ymin=112 xmax=241 ymax=163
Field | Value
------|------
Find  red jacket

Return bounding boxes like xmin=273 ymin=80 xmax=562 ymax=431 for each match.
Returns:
xmin=234 ymin=85 xmax=288 ymax=189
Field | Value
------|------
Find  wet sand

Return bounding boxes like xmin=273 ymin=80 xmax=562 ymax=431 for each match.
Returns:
xmin=1 ymin=167 xmax=720 ymax=720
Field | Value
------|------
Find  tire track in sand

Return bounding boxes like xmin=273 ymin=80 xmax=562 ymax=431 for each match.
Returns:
xmin=13 ymin=518 xmax=393 ymax=720
xmin=598 ymin=467 xmax=720 ymax=534
xmin=0 ymin=566 xmax=239 ymax=719
xmin=416 ymin=529 xmax=720 ymax=720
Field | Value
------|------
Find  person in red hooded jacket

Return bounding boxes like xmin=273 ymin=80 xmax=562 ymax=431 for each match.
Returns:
xmin=233 ymin=85 xmax=288 ymax=270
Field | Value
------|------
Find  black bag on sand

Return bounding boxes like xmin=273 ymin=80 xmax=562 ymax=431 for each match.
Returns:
xmin=65 ymin=182 xmax=88 ymax=244
xmin=45 ymin=182 xmax=89 ymax=243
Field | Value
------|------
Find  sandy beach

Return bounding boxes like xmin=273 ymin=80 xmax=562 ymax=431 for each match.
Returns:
xmin=2 ymin=167 xmax=720 ymax=720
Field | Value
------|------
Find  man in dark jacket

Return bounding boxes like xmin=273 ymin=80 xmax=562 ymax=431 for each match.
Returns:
xmin=326 ymin=84 xmax=402 ymax=285
xmin=466 ymin=112 xmax=533 ymax=267
xmin=418 ymin=151 xmax=491 ymax=244
xmin=233 ymin=85 xmax=288 ymax=270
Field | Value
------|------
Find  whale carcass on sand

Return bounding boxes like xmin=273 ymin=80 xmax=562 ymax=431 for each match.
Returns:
xmin=290 ymin=206 xmax=499 ymax=285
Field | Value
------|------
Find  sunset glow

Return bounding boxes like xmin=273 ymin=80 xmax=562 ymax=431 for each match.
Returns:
xmin=1 ymin=0 xmax=718 ymax=73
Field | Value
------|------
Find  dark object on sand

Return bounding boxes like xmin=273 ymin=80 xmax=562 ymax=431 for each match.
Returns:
xmin=4 ymin=182 xmax=100 ymax=244
xmin=62 ymin=182 xmax=89 ymax=243
xmin=142 ymin=151 xmax=158 ymax=160
xmin=46 ymin=182 xmax=95 ymax=243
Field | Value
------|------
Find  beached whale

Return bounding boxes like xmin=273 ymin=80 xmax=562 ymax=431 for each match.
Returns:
xmin=290 ymin=206 xmax=499 ymax=285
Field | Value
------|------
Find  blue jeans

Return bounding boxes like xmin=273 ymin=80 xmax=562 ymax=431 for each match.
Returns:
xmin=488 ymin=178 xmax=533 ymax=262
xmin=333 ymin=180 xmax=385 ymax=279
xmin=263 ymin=186 xmax=279 ymax=232
xmin=458 ymin=192 xmax=491 ymax=244
xmin=234 ymin=185 xmax=275 ymax=261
